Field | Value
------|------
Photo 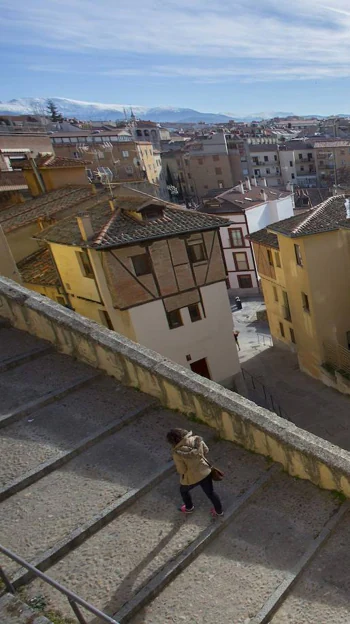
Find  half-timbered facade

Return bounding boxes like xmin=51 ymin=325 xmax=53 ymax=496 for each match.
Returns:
xmin=35 ymin=193 xmax=241 ymax=388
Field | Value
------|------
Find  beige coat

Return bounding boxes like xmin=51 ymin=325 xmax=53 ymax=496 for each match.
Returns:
xmin=172 ymin=431 xmax=211 ymax=485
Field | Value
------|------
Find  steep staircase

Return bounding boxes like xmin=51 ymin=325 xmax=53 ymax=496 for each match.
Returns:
xmin=1 ymin=323 xmax=350 ymax=623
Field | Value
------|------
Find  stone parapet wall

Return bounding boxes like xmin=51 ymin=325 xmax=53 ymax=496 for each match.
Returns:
xmin=1 ymin=276 xmax=350 ymax=496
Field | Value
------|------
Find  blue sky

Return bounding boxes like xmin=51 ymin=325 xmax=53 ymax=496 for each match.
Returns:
xmin=2 ymin=0 xmax=350 ymax=115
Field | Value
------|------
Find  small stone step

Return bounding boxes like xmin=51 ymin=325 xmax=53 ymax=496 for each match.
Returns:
xmin=0 ymin=408 xmax=194 ymax=573
xmin=0 ymin=352 xmax=94 ymax=415
xmin=0 ymin=328 xmax=49 ymax=362
xmin=0 ymin=594 xmax=52 ymax=624
xmin=0 ymin=376 xmax=153 ymax=488
xmin=20 ymin=437 xmax=270 ymax=621
xmin=130 ymin=472 xmax=340 ymax=624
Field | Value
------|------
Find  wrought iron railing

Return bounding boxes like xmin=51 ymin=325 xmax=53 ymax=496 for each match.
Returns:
xmin=0 ymin=544 xmax=119 ymax=624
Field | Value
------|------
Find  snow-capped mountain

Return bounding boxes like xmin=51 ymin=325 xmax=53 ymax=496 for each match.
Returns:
xmin=0 ymin=97 xmax=299 ymax=123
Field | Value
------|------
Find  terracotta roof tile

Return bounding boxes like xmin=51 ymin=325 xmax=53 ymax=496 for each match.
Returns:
xmin=248 ymin=228 xmax=279 ymax=249
xmin=36 ymin=196 xmax=231 ymax=249
xmin=22 ymin=155 xmax=91 ymax=169
xmin=268 ymin=195 xmax=350 ymax=237
xmin=0 ymin=185 xmax=105 ymax=233
xmin=17 ymin=248 xmax=59 ymax=286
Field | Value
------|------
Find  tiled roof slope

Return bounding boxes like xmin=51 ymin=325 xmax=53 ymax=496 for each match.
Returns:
xmin=22 ymin=155 xmax=91 ymax=169
xmin=18 ymin=248 xmax=59 ymax=286
xmin=36 ymin=197 xmax=230 ymax=249
xmin=248 ymin=228 xmax=279 ymax=249
xmin=0 ymin=185 xmax=106 ymax=233
xmin=202 ymin=186 xmax=290 ymax=213
xmin=269 ymin=195 xmax=350 ymax=237
xmin=0 ymin=170 xmax=28 ymax=192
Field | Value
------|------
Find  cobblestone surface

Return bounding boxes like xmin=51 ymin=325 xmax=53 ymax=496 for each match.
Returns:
xmin=131 ymin=474 xmax=339 ymax=624
xmin=0 ymin=378 xmax=153 ymax=487
xmin=24 ymin=442 xmax=268 ymax=618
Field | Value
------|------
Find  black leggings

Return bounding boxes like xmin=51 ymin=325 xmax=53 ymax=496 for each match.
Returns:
xmin=180 ymin=474 xmax=222 ymax=514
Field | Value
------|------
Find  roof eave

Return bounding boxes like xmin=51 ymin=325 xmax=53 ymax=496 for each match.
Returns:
xmin=89 ymin=221 xmax=231 ymax=250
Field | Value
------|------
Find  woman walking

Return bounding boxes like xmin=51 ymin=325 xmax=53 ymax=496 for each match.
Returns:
xmin=167 ymin=428 xmax=223 ymax=517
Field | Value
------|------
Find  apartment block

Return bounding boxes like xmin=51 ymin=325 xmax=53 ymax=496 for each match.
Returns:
xmin=279 ymin=141 xmax=317 ymax=188
xmin=202 ymin=179 xmax=294 ymax=295
xmin=247 ymin=144 xmax=281 ymax=186
xmin=250 ymin=195 xmax=350 ymax=394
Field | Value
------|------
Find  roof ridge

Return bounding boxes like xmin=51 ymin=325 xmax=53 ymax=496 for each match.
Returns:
xmin=293 ymin=195 xmax=340 ymax=234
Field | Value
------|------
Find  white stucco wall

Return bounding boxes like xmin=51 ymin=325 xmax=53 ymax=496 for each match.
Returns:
xmin=129 ymin=281 xmax=240 ymax=386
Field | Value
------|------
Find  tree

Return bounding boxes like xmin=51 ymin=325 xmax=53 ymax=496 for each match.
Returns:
xmin=46 ymin=99 xmax=63 ymax=123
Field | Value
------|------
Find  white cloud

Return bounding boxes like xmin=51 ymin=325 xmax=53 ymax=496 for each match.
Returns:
xmin=4 ymin=0 xmax=350 ymax=81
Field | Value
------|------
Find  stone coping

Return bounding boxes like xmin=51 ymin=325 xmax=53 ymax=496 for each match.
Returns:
xmin=1 ymin=276 xmax=350 ymax=496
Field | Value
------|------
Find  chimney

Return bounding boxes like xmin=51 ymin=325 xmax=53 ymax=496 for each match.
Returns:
xmin=251 ymin=176 xmax=258 ymax=187
xmin=109 ymin=199 xmax=115 ymax=212
xmin=77 ymin=214 xmax=94 ymax=241
xmin=260 ymin=188 xmax=268 ymax=202
xmin=238 ymin=180 xmax=244 ymax=194
xmin=90 ymin=184 xmax=97 ymax=195
xmin=262 ymin=177 xmax=268 ymax=187
xmin=345 ymin=198 xmax=350 ymax=219
xmin=245 ymin=177 xmax=252 ymax=191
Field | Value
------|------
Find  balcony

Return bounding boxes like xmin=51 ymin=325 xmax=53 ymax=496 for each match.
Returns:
xmin=296 ymin=169 xmax=316 ymax=176
xmin=252 ymin=160 xmax=277 ymax=166
xmin=282 ymin=305 xmax=292 ymax=322
xmin=295 ymin=157 xmax=314 ymax=164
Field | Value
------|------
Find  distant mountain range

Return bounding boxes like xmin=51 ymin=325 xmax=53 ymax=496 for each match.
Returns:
xmin=0 ymin=97 xmax=311 ymax=123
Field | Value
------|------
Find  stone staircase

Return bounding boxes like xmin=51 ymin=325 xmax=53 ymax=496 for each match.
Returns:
xmin=1 ymin=323 xmax=350 ymax=623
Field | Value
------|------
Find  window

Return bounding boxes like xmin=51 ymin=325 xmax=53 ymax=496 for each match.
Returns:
xmin=267 ymin=249 xmax=274 ymax=266
xmin=290 ymin=328 xmax=296 ymax=344
xmin=213 ymin=155 xmax=220 ymax=161
xmin=188 ymin=303 xmax=202 ymax=322
xmin=218 ymin=180 xmax=224 ymax=188
xmin=290 ymin=161 xmax=293 ymax=167
xmin=300 ymin=166 xmax=304 ymax=172
xmin=136 ymin=129 xmax=142 ymax=136
xmin=275 ymin=251 xmax=281 ymax=267
xmin=294 ymin=244 xmax=303 ymax=266
xmin=122 ymin=150 xmax=129 ymax=158
xmin=291 ymin=173 xmax=295 ymax=179
xmin=167 ymin=309 xmax=183 ymax=329
xmin=274 ymin=155 xmax=278 ymax=162
xmin=233 ymin=252 xmax=249 ymax=271
xmin=132 ymin=253 xmax=152 ymax=276
xmin=264 ymin=155 xmax=268 ymax=162
xmin=215 ymin=167 xmax=222 ymax=175
xmin=188 ymin=242 xmax=206 ymax=263
xmin=279 ymin=322 xmax=285 ymax=338
xmin=273 ymin=286 xmax=278 ymax=302
xmin=99 ymin=310 xmax=113 ymax=330
xmin=77 ymin=250 xmax=94 ymax=279
xmin=238 ymin=274 xmax=253 ymax=288
xmin=187 ymin=173 xmax=192 ymax=179
xmin=302 ymin=291 xmax=310 ymax=313
xmin=298 ymin=153 xmax=302 ymax=160
xmin=229 ymin=228 xmax=244 ymax=248
xmin=266 ymin=168 xmax=270 ymax=174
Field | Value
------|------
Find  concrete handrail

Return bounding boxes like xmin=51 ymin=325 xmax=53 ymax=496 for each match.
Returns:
xmin=1 ymin=276 xmax=350 ymax=496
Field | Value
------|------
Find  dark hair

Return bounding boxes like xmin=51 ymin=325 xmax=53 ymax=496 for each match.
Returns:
xmin=166 ymin=428 xmax=188 ymax=447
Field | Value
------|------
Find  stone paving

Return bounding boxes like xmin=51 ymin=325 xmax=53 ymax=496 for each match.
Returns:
xmin=231 ymin=295 xmax=350 ymax=453
xmin=2 ymin=324 xmax=350 ymax=624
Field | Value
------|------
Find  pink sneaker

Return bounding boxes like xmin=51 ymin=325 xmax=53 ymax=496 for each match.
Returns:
xmin=210 ymin=508 xmax=224 ymax=517
xmin=179 ymin=505 xmax=194 ymax=514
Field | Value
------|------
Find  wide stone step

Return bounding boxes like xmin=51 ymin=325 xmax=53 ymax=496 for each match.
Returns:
xmin=0 ymin=327 xmax=50 ymax=364
xmin=270 ymin=504 xmax=350 ymax=624
xmin=0 ymin=409 xmax=207 ymax=575
xmin=0 ymin=352 xmax=94 ymax=415
xmin=0 ymin=376 xmax=153 ymax=489
xmin=129 ymin=471 xmax=340 ymax=624
xmin=15 ymin=440 xmax=269 ymax=621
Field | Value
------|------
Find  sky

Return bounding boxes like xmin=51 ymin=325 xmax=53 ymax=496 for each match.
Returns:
xmin=2 ymin=0 xmax=350 ymax=115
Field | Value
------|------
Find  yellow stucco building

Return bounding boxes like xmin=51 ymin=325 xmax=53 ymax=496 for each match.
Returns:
xmin=250 ymin=195 xmax=350 ymax=394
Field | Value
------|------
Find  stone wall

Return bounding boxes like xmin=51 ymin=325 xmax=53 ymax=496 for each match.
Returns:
xmin=2 ymin=276 xmax=350 ymax=496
